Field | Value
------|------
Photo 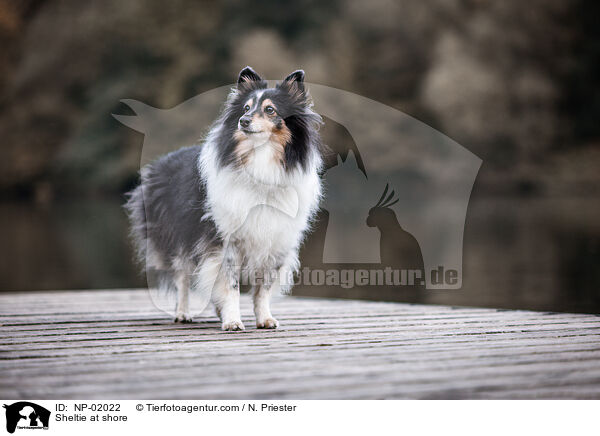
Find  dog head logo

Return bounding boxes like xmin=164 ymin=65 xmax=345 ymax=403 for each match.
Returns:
xmin=3 ymin=402 xmax=50 ymax=434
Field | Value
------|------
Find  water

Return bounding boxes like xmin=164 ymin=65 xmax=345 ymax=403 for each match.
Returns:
xmin=0 ymin=198 xmax=144 ymax=292
xmin=1 ymin=194 xmax=599 ymax=314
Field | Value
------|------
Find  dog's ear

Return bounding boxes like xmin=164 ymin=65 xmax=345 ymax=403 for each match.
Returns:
xmin=237 ymin=66 xmax=262 ymax=86
xmin=284 ymin=70 xmax=305 ymax=85
xmin=279 ymin=69 xmax=307 ymax=105
xmin=283 ymin=70 xmax=305 ymax=93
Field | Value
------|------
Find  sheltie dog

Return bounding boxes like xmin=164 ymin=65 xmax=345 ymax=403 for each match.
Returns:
xmin=126 ymin=67 xmax=323 ymax=330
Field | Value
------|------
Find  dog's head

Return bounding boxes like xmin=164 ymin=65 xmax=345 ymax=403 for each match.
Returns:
xmin=218 ymin=66 xmax=322 ymax=176
xmin=235 ymin=67 xmax=306 ymax=140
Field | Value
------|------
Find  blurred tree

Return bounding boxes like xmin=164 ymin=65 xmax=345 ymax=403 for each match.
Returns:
xmin=0 ymin=0 xmax=597 ymax=197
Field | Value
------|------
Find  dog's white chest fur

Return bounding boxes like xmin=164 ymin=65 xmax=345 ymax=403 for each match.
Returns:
xmin=200 ymin=140 xmax=321 ymax=269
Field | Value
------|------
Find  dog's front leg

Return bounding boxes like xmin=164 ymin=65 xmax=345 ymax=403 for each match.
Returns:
xmin=253 ymin=253 xmax=296 ymax=328
xmin=253 ymin=283 xmax=279 ymax=329
xmin=253 ymin=269 xmax=280 ymax=329
xmin=216 ymin=279 xmax=244 ymax=331
xmin=213 ymin=244 xmax=244 ymax=331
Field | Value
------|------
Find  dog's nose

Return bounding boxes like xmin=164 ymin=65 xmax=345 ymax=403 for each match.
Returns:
xmin=239 ymin=117 xmax=251 ymax=128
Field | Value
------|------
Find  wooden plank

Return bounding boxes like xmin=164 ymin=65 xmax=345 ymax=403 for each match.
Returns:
xmin=4 ymin=320 xmax=600 ymax=345
xmin=3 ymin=345 xmax=600 ymax=386
xmin=1 ymin=288 xmax=599 ymax=399
xmin=4 ymin=356 xmax=600 ymax=398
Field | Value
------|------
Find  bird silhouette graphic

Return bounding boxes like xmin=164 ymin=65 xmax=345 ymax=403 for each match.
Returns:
xmin=367 ymin=183 xmax=425 ymax=287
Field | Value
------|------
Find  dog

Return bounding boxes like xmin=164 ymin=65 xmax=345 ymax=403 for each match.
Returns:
xmin=125 ymin=67 xmax=323 ymax=330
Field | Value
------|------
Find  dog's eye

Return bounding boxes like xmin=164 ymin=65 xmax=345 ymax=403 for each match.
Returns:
xmin=243 ymin=105 xmax=250 ymax=112
xmin=265 ymin=106 xmax=275 ymax=115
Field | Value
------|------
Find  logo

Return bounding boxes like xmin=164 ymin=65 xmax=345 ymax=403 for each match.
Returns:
xmin=3 ymin=402 xmax=50 ymax=434
xmin=114 ymin=82 xmax=481 ymax=315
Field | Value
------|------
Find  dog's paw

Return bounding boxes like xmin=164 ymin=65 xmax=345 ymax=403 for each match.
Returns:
xmin=257 ymin=317 xmax=279 ymax=329
xmin=174 ymin=313 xmax=193 ymax=323
xmin=222 ymin=320 xmax=245 ymax=331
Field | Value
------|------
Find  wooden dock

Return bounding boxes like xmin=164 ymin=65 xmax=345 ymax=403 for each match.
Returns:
xmin=1 ymin=289 xmax=599 ymax=399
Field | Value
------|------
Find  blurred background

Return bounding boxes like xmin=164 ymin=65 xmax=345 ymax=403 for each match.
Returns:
xmin=0 ymin=0 xmax=598 ymax=313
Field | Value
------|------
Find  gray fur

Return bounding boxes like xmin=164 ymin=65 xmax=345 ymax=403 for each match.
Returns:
xmin=125 ymin=145 xmax=220 ymax=276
